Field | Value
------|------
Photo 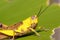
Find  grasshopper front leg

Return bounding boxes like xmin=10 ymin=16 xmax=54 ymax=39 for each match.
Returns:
xmin=29 ymin=28 xmax=40 ymax=36
xmin=39 ymin=26 xmax=49 ymax=32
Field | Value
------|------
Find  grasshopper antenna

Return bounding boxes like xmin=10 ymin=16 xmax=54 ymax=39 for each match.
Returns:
xmin=37 ymin=5 xmax=51 ymax=17
xmin=37 ymin=5 xmax=43 ymax=17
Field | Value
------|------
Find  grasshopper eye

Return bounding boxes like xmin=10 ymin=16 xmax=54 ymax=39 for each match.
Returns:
xmin=31 ymin=16 xmax=36 ymax=20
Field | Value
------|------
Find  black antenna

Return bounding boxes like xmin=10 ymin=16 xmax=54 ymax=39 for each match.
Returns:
xmin=37 ymin=5 xmax=43 ymax=17
xmin=37 ymin=5 xmax=51 ymax=17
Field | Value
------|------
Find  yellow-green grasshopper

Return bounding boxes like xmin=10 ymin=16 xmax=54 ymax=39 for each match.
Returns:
xmin=0 ymin=5 xmax=50 ymax=40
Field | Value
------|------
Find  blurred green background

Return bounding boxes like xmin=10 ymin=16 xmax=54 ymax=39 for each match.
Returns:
xmin=0 ymin=0 xmax=60 ymax=40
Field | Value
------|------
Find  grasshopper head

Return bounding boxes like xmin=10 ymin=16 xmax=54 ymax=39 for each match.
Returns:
xmin=31 ymin=15 xmax=38 ymax=24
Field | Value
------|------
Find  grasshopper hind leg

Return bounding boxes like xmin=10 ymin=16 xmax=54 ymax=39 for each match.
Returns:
xmin=9 ymin=36 xmax=15 ymax=40
xmin=29 ymin=28 xmax=40 ymax=36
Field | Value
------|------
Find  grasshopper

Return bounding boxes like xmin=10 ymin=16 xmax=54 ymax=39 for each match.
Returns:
xmin=0 ymin=5 xmax=50 ymax=40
